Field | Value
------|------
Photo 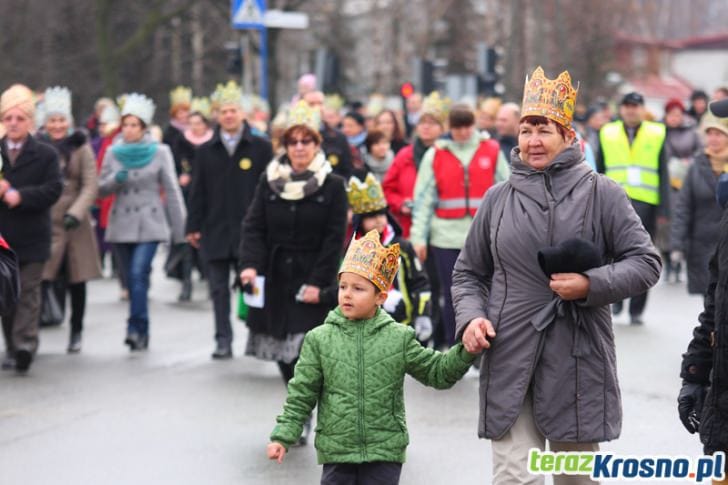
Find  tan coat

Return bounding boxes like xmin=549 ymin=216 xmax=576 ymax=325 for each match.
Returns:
xmin=43 ymin=141 xmax=102 ymax=283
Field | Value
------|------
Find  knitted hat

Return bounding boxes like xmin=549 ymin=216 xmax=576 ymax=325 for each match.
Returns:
xmin=702 ymin=112 xmax=728 ymax=138
xmin=0 ymin=84 xmax=35 ymax=118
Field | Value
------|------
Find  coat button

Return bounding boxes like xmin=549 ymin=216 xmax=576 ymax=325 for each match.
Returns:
xmin=290 ymin=205 xmax=296 ymax=212
xmin=135 ymin=207 xmax=139 ymax=212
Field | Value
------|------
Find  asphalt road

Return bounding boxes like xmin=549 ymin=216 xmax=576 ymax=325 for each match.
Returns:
xmin=0 ymin=253 xmax=707 ymax=484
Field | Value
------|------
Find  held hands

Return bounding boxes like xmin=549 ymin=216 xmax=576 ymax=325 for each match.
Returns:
xmin=0 ymin=179 xmax=10 ymax=198
xmin=678 ymin=382 xmax=707 ymax=434
xmin=267 ymin=442 xmax=286 ymax=464
xmin=549 ymin=273 xmax=590 ymax=301
xmin=462 ymin=317 xmax=496 ymax=354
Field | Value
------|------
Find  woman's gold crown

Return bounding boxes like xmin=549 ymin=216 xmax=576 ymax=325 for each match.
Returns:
xmin=421 ymin=91 xmax=451 ymax=125
xmin=521 ymin=66 xmax=579 ymax=128
xmin=339 ymin=230 xmax=400 ymax=292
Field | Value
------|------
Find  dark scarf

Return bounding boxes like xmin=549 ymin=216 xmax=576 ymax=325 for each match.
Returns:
xmin=413 ymin=136 xmax=430 ymax=170
xmin=41 ymin=131 xmax=87 ymax=175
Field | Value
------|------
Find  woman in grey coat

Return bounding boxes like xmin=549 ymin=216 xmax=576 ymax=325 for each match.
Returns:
xmin=670 ymin=114 xmax=728 ymax=295
xmin=451 ymin=67 xmax=661 ymax=485
xmin=99 ymin=94 xmax=186 ymax=351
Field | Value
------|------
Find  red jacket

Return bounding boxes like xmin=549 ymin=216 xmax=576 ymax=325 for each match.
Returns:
xmin=433 ymin=140 xmax=498 ymax=218
xmin=382 ymin=145 xmax=417 ymax=238
xmin=95 ymin=128 xmax=121 ymax=229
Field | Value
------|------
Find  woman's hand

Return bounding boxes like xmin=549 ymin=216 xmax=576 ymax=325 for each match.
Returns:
xmin=240 ymin=268 xmax=258 ymax=286
xmin=549 ymin=273 xmax=590 ymax=300
xmin=301 ymin=285 xmax=321 ymax=304
xmin=462 ymin=317 xmax=496 ymax=353
xmin=267 ymin=442 xmax=286 ymax=463
xmin=179 ymin=173 xmax=191 ymax=187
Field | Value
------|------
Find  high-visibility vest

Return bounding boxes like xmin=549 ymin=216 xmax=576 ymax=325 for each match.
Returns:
xmin=433 ymin=139 xmax=499 ymax=218
xmin=600 ymin=120 xmax=666 ymax=205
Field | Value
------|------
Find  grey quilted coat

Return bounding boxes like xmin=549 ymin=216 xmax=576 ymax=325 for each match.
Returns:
xmin=452 ymin=144 xmax=661 ymax=442
xmin=98 ymin=138 xmax=186 ymax=244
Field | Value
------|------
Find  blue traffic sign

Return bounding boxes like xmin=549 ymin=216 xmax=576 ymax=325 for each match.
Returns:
xmin=231 ymin=0 xmax=266 ymax=30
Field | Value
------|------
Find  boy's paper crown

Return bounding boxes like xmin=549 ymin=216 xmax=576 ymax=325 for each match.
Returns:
xmin=521 ymin=66 xmax=579 ymax=128
xmin=347 ymin=173 xmax=388 ymax=215
xmin=339 ymin=230 xmax=400 ymax=292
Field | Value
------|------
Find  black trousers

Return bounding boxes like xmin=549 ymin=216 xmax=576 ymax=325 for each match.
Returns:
xmin=206 ymin=258 xmax=237 ymax=347
xmin=321 ymin=462 xmax=402 ymax=485
xmin=616 ymin=200 xmax=658 ymax=317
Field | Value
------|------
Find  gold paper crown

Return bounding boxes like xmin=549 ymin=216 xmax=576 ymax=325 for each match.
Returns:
xmin=286 ymin=100 xmax=321 ymax=130
xmin=421 ymin=91 xmax=451 ymax=125
xmin=211 ymin=80 xmax=243 ymax=108
xmin=190 ymin=97 xmax=211 ymax=118
xmin=339 ymin=230 xmax=400 ymax=292
xmin=169 ymin=86 xmax=192 ymax=107
xmin=324 ymin=94 xmax=344 ymax=111
xmin=521 ymin=66 xmax=579 ymax=128
xmin=347 ymin=173 xmax=388 ymax=215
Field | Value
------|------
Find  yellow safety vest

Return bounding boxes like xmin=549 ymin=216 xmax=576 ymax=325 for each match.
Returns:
xmin=600 ymin=120 xmax=666 ymax=205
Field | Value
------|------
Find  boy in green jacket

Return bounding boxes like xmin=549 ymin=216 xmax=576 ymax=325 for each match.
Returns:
xmin=267 ymin=229 xmax=478 ymax=484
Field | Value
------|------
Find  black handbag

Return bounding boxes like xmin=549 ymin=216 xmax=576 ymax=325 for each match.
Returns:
xmin=39 ymin=282 xmax=64 ymax=327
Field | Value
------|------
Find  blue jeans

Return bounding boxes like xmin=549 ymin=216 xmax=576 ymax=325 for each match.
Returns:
xmin=114 ymin=242 xmax=158 ymax=336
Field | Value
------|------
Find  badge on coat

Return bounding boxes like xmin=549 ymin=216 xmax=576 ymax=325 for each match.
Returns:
xmin=478 ymin=156 xmax=492 ymax=170
xmin=239 ymin=158 xmax=252 ymax=170
xmin=328 ymin=154 xmax=339 ymax=167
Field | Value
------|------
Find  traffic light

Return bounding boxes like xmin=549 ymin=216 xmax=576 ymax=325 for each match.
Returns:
xmin=400 ymin=82 xmax=415 ymax=99
xmin=225 ymin=41 xmax=242 ymax=75
xmin=413 ymin=57 xmax=435 ymax=95
xmin=477 ymin=44 xmax=504 ymax=96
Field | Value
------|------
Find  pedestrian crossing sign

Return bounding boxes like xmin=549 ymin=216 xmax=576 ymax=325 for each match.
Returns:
xmin=232 ymin=0 xmax=266 ymax=29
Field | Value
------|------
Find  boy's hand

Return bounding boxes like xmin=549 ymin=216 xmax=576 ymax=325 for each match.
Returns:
xmin=463 ymin=317 xmax=495 ymax=353
xmin=267 ymin=442 xmax=286 ymax=463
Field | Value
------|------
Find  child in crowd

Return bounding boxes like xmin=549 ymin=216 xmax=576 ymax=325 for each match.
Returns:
xmin=347 ymin=173 xmax=433 ymax=343
xmin=266 ymin=229 xmax=478 ymax=484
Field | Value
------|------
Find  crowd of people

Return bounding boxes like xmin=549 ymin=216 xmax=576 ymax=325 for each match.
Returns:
xmin=1 ymin=68 xmax=728 ymax=484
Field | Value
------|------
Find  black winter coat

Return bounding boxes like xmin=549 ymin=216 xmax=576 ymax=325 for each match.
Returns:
xmin=681 ymin=208 xmax=728 ymax=454
xmin=162 ymin=124 xmax=187 ymax=177
xmin=0 ymin=136 xmax=63 ymax=263
xmin=238 ymin=168 xmax=347 ymax=339
xmin=186 ymin=124 xmax=273 ymax=261
xmin=320 ymin=125 xmax=353 ymax=180
xmin=671 ymin=153 xmax=723 ymax=294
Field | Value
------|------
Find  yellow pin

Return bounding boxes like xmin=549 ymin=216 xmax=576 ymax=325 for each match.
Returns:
xmin=239 ymin=158 xmax=252 ymax=170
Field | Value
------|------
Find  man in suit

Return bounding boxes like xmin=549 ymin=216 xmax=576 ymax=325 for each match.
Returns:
xmin=186 ymin=82 xmax=273 ymax=359
xmin=0 ymin=84 xmax=63 ymax=372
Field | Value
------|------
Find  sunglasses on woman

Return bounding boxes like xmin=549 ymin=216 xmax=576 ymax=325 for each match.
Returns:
xmin=286 ymin=138 xmax=315 ymax=147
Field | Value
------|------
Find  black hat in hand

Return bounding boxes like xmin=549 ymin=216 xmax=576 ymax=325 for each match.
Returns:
xmin=537 ymin=238 xmax=602 ymax=278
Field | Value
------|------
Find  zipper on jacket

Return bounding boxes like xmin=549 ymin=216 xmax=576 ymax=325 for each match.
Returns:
xmin=464 ymin=164 xmax=471 ymax=216
xmin=358 ymin=324 xmax=368 ymax=460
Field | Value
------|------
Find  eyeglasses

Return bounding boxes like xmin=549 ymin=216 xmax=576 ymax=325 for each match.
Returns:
xmin=286 ymin=138 xmax=315 ymax=147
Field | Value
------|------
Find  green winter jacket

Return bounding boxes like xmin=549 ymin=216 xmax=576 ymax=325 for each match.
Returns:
xmin=270 ymin=307 xmax=475 ymax=464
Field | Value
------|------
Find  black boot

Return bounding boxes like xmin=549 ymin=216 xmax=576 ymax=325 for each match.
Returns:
xmin=178 ymin=279 xmax=192 ymax=302
xmin=67 ymin=332 xmax=82 ymax=353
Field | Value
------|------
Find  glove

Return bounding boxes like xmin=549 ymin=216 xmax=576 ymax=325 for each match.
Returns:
xmin=670 ymin=251 xmax=684 ymax=265
xmin=114 ymin=170 xmax=129 ymax=184
xmin=414 ymin=316 xmax=433 ymax=342
xmin=62 ymin=214 xmax=80 ymax=230
xmin=678 ymin=382 xmax=707 ymax=434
